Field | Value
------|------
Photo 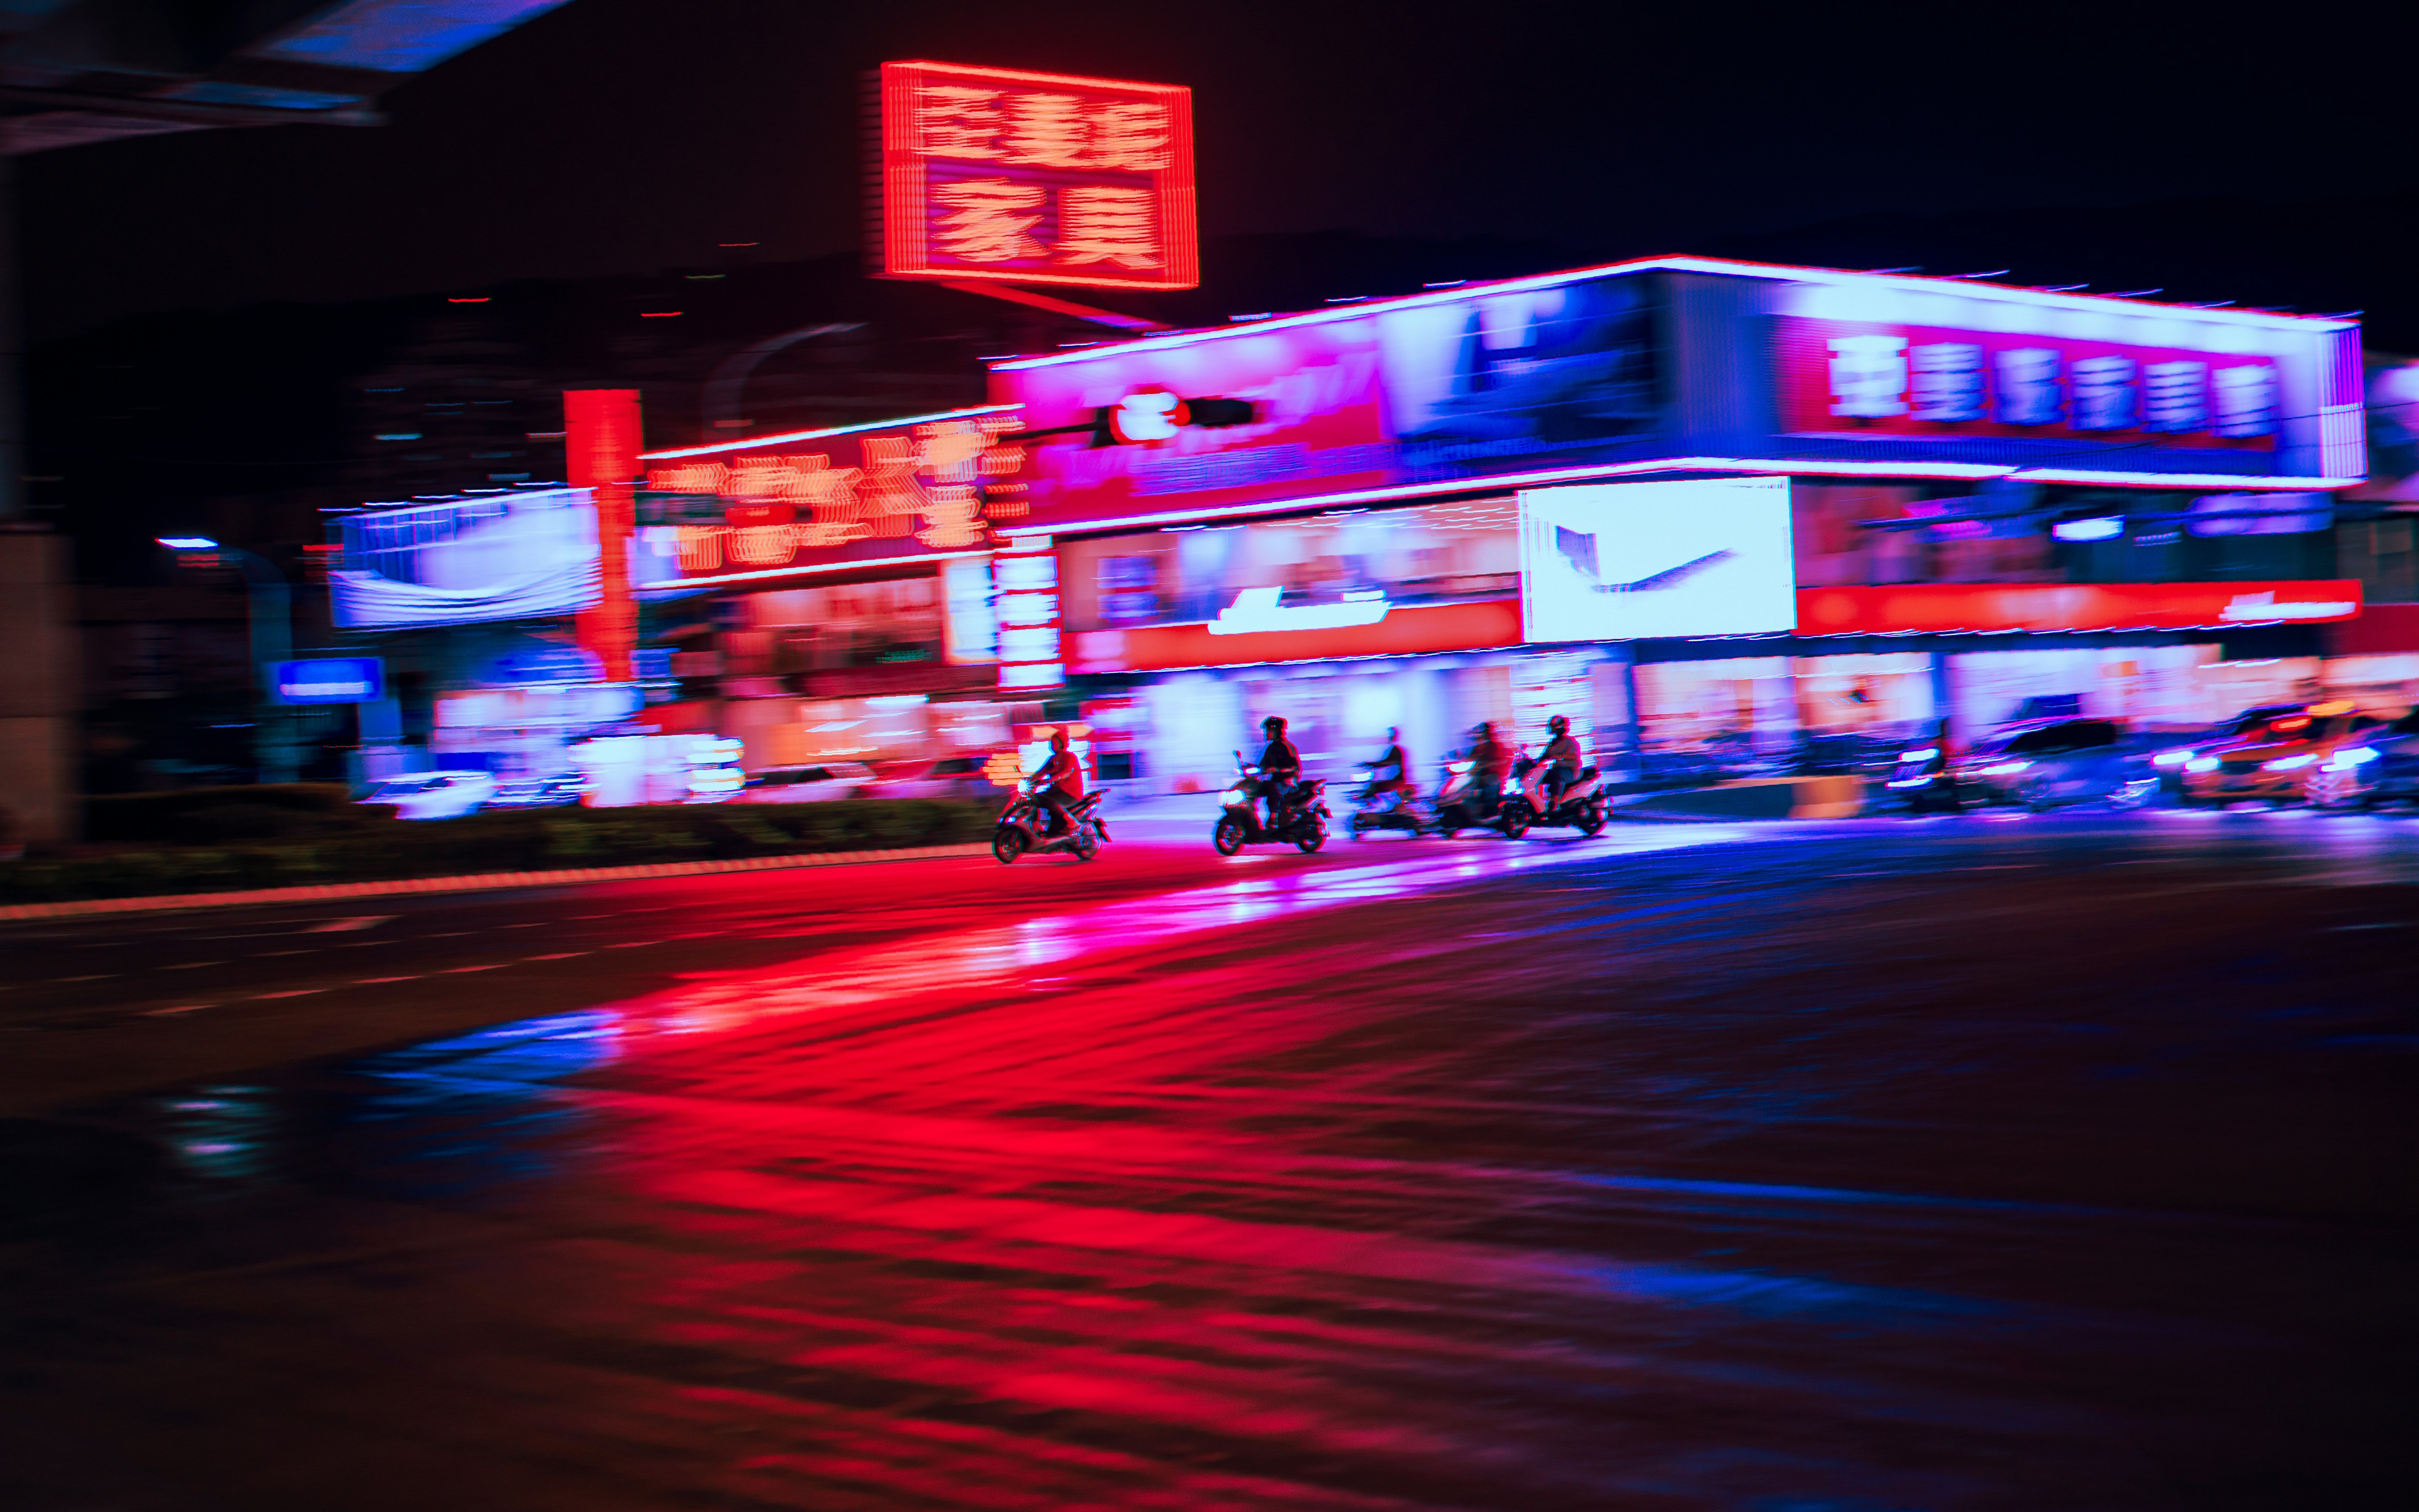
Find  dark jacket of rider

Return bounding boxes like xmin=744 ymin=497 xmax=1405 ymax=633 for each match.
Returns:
xmin=1258 ymin=734 xmax=1302 ymax=786
xmin=1469 ymin=731 xmax=1510 ymax=790
xmin=1543 ymin=732 xmax=1583 ymax=780
xmin=1371 ymin=741 xmax=1409 ymax=791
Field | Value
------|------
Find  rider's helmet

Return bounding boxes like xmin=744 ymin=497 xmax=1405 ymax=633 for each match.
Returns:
xmin=1476 ymin=721 xmax=1496 ymax=739
xmin=1262 ymin=715 xmax=1287 ymax=736
xmin=1548 ymin=715 xmax=1570 ymax=737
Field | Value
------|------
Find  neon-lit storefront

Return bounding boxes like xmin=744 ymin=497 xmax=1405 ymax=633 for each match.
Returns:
xmin=974 ymin=257 xmax=2386 ymax=783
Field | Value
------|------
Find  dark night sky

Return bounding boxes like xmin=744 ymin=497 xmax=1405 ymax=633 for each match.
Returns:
xmin=22 ymin=0 xmax=2419 ymax=340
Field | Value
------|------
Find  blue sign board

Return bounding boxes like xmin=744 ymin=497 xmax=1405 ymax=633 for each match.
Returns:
xmin=273 ymin=657 xmax=384 ymax=705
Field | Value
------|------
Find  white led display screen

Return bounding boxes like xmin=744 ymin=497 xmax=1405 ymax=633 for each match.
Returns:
xmin=1516 ymin=477 xmax=1796 ymax=643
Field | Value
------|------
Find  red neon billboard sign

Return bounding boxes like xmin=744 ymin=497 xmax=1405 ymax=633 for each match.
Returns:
xmin=873 ymin=60 xmax=1197 ymax=291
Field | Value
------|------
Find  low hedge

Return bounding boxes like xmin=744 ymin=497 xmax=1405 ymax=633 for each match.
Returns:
xmin=3 ymin=795 xmax=998 ymax=904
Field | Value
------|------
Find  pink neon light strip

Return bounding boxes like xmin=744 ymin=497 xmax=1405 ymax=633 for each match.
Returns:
xmin=1027 ymin=456 xmax=2355 ymax=540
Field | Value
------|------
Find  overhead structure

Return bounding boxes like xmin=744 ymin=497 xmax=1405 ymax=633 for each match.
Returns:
xmin=0 ymin=0 xmax=574 ymax=154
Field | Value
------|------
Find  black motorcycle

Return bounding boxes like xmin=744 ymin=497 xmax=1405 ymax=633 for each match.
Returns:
xmin=992 ymin=780 xmax=1109 ymax=863
xmin=1501 ymin=755 xmax=1609 ymax=837
xmin=1213 ymin=756 xmax=1329 ymax=855
xmin=1432 ymin=758 xmax=1527 ymax=839
xmin=1345 ymin=765 xmax=1430 ymax=838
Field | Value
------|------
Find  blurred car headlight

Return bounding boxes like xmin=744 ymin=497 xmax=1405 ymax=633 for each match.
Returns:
xmin=1977 ymin=759 xmax=2031 ymax=775
xmin=2151 ymin=748 xmax=2194 ymax=768
xmin=1899 ymin=746 xmax=1940 ymax=763
xmin=2325 ymin=747 xmax=2380 ymax=769
xmin=2263 ymin=753 xmax=2318 ymax=771
xmin=2185 ymin=756 xmax=2221 ymax=773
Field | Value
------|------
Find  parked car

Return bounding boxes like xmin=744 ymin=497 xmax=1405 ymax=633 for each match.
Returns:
xmin=1954 ymin=719 xmax=2157 ymax=811
xmin=730 ymin=762 xmax=879 ymax=803
xmin=354 ymin=770 xmax=497 ymax=821
xmin=868 ymin=754 xmax=1002 ymax=802
xmin=2179 ymin=705 xmax=2387 ymax=806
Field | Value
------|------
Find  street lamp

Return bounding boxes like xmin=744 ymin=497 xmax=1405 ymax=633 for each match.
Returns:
xmin=159 ymin=536 xmax=298 ymax=785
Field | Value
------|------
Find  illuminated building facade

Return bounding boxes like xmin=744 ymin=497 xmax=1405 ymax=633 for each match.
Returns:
xmin=974 ymin=257 xmax=2401 ymax=788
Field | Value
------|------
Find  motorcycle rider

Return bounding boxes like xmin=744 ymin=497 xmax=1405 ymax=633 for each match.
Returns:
xmin=1469 ymin=721 xmax=1510 ymax=805
xmin=1254 ymin=715 xmax=1303 ymax=831
xmin=1032 ymin=727 xmax=1083 ymax=837
xmin=1364 ymin=726 xmax=1411 ymax=801
xmin=1540 ymin=715 xmax=1583 ymax=809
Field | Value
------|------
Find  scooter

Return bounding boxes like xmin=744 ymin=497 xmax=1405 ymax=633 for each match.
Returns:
xmin=1345 ymin=768 xmax=1430 ymax=838
xmin=1212 ymin=755 xmax=1330 ymax=855
xmin=1431 ymin=758 xmax=1527 ymax=839
xmin=1501 ymin=755 xmax=1609 ymax=837
xmin=991 ymin=780 xmax=1109 ymax=864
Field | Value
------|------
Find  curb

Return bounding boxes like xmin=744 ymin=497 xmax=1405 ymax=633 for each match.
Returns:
xmin=0 ymin=843 xmax=993 ymax=923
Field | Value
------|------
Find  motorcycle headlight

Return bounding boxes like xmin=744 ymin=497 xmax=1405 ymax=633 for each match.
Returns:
xmin=2151 ymin=748 xmax=2193 ymax=768
xmin=2263 ymin=753 xmax=2317 ymax=772
xmin=2185 ymin=756 xmax=2220 ymax=773
xmin=1221 ymin=786 xmax=1247 ymax=802
xmin=2326 ymin=746 xmax=2380 ymax=769
xmin=1898 ymin=747 xmax=1939 ymax=763
xmin=1977 ymin=759 xmax=2031 ymax=776
xmin=1349 ymin=769 xmax=1370 ymax=782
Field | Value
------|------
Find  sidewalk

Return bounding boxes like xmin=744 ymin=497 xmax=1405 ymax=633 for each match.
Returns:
xmin=0 ymin=842 xmax=990 ymax=923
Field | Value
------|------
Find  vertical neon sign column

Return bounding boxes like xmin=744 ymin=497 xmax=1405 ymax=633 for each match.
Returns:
xmin=567 ymin=389 xmax=641 ymax=683
xmin=995 ymin=535 xmax=1062 ymax=689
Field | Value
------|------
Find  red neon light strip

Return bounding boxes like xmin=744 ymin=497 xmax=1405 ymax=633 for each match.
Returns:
xmin=1795 ymin=580 xmax=2364 ymax=636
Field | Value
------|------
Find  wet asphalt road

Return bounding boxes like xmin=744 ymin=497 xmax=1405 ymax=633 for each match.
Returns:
xmin=3 ymin=810 xmax=2417 ymax=1510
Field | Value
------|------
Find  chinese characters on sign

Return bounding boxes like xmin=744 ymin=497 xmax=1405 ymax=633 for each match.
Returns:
xmin=1787 ymin=318 xmax=2279 ymax=449
xmin=874 ymin=60 xmax=1197 ymax=290
xmin=639 ymin=412 xmax=1028 ymax=582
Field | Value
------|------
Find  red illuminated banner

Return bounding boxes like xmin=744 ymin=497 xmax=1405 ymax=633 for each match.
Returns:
xmin=1778 ymin=316 xmax=2279 ymax=451
xmin=1068 ymin=598 xmax=1523 ymax=673
xmin=567 ymin=388 xmax=642 ymax=682
xmin=874 ymin=60 xmax=1197 ymax=291
xmin=1797 ymin=580 xmax=2363 ymax=636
